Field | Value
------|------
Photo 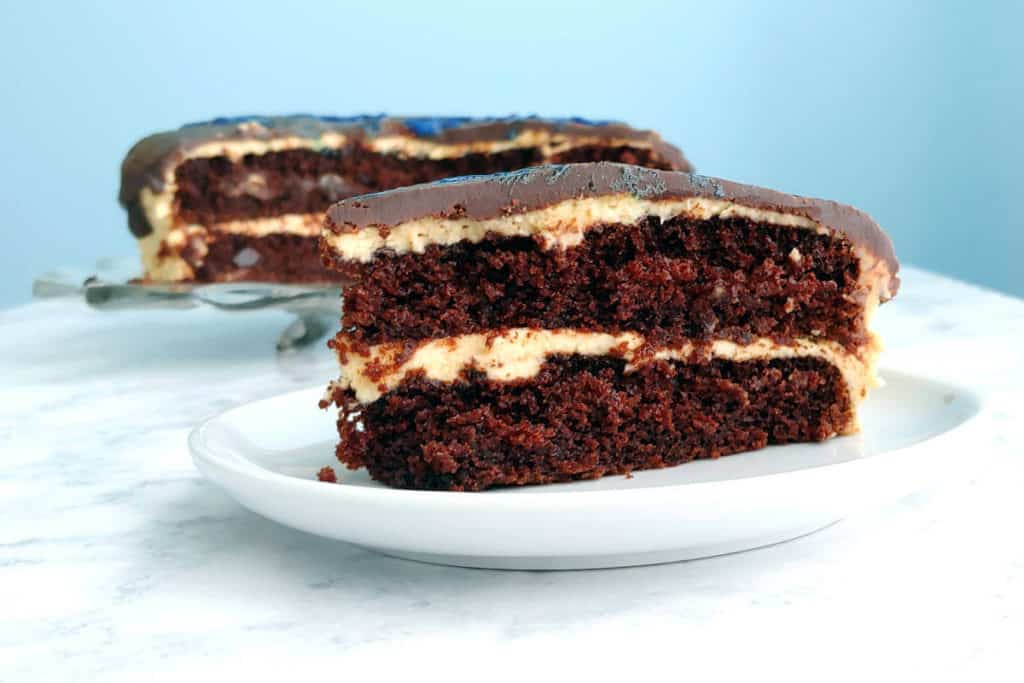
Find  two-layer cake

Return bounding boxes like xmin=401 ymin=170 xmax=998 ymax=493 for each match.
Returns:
xmin=320 ymin=163 xmax=899 ymax=491
xmin=119 ymin=115 xmax=689 ymax=283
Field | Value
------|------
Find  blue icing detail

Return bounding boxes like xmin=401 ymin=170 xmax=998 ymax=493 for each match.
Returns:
xmin=430 ymin=165 xmax=562 ymax=187
xmin=314 ymin=114 xmax=388 ymax=133
xmin=400 ymin=114 xmax=623 ymax=138
xmin=493 ymin=166 xmax=550 ymax=185
xmin=181 ymin=114 xmax=622 ymax=138
xmin=688 ymin=173 xmax=726 ymax=199
xmin=556 ymin=115 xmax=617 ymax=126
xmin=400 ymin=116 xmax=480 ymax=137
xmin=432 ymin=174 xmax=491 ymax=185
xmin=609 ymin=165 xmax=667 ymax=199
xmin=435 ymin=167 xmax=523 ymax=184
xmin=181 ymin=114 xmax=389 ymax=133
xmin=545 ymin=164 xmax=571 ymax=184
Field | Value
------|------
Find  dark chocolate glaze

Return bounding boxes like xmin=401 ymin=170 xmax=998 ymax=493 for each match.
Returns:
xmin=119 ymin=114 xmax=690 ymax=237
xmin=326 ymin=163 xmax=899 ymax=294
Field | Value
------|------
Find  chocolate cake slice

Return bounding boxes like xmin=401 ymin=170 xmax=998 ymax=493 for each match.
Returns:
xmin=320 ymin=163 xmax=899 ymax=491
xmin=119 ymin=115 xmax=689 ymax=283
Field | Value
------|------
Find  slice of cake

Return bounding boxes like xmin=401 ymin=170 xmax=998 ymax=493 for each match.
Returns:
xmin=320 ymin=163 xmax=899 ymax=491
xmin=119 ymin=115 xmax=689 ymax=283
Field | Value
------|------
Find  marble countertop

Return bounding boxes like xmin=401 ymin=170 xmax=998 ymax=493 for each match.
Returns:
xmin=2 ymin=266 xmax=1022 ymax=681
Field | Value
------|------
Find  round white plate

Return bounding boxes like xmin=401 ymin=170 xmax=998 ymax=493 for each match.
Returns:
xmin=190 ymin=369 xmax=983 ymax=570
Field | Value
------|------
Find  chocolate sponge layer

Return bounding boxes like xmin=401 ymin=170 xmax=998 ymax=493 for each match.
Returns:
xmin=327 ymin=355 xmax=853 ymax=491
xmin=336 ymin=215 xmax=867 ymax=350
xmin=173 ymin=146 xmax=673 ymax=226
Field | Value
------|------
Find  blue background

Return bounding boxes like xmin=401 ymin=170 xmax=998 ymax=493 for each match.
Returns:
xmin=1 ymin=1 xmax=1021 ymax=308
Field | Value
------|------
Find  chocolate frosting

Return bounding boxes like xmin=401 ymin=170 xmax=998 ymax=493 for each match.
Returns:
xmin=326 ymin=162 xmax=899 ymax=289
xmin=118 ymin=114 xmax=690 ymax=220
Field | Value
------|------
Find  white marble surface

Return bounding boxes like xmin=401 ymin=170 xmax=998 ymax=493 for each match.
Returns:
xmin=2 ymin=266 xmax=1022 ymax=681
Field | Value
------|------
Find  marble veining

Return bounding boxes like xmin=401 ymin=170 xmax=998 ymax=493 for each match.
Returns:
xmin=1 ymin=267 xmax=1022 ymax=680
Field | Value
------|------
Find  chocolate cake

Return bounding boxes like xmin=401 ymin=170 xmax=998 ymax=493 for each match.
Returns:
xmin=119 ymin=115 xmax=689 ymax=283
xmin=320 ymin=163 xmax=899 ymax=491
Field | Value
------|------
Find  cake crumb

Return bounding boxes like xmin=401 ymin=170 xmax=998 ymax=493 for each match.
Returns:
xmin=317 ymin=466 xmax=338 ymax=483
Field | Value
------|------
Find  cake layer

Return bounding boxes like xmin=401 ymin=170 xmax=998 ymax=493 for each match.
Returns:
xmin=325 ymin=328 xmax=876 ymax=411
xmin=174 ymin=145 xmax=669 ymax=227
xmin=324 ymin=163 xmax=898 ymax=349
xmin=174 ymin=231 xmax=332 ymax=283
xmin=120 ymin=116 xmax=689 ymax=282
xmin=335 ymin=215 xmax=867 ymax=349
xmin=324 ymin=355 xmax=853 ymax=491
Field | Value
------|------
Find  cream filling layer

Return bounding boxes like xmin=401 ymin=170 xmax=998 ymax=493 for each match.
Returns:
xmin=179 ymin=130 xmax=652 ymax=163
xmin=369 ymin=132 xmax=652 ymax=160
xmin=200 ymin=213 xmax=323 ymax=237
xmin=329 ymin=329 xmax=881 ymax=418
xmin=323 ymin=195 xmax=830 ymax=263
xmin=182 ymin=132 xmax=349 ymax=163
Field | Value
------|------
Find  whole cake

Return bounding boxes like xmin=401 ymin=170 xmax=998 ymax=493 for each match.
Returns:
xmin=320 ymin=163 xmax=899 ymax=491
xmin=119 ymin=115 xmax=689 ymax=283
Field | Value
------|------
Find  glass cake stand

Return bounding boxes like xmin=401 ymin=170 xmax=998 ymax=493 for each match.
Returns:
xmin=32 ymin=258 xmax=342 ymax=351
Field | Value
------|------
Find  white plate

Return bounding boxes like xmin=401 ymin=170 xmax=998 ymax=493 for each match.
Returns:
xmin=189 ymin=370 xmax=983 ymax=570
